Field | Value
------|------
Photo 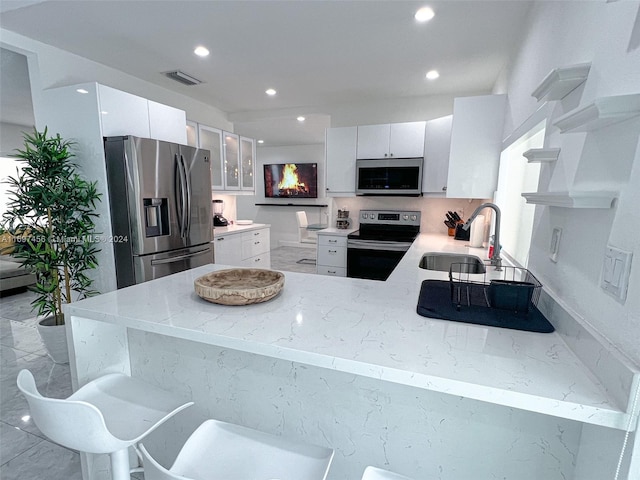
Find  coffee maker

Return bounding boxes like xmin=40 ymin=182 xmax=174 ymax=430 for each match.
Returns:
xmin=212 ymin=199 xmax=228 ymax=227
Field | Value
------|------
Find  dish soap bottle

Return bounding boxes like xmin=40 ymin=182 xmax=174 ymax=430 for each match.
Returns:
xmin=488 ymin=235 xmax=495 ymax=260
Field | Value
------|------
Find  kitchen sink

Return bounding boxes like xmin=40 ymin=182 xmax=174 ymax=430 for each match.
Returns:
xmin=419 ymin=252 xmax=486 ymax=274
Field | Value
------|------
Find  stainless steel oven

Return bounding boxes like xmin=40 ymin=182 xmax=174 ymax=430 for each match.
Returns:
xmin=347 ymin=210 xmax=421 ymax=281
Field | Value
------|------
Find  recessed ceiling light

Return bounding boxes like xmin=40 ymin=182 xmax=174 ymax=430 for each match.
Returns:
xmin=194 ymin=46 xmax=210 ymax=57
xmin=76 ymin=88 xmax=89 ymax=94
xmin=258 ymin=139 xmax=265 ymax=144
xmin=426 ymin=70 xmax=440 ymax=80
xmin=101 ymin=111 xmax=108 ymax=115
xmin=265 ymin=88 xmax=277 ymax=96
xmin=297 ymin=116 xmax=306 ymax=122
xmin=415 ymin=6 xmax=435 ymax=22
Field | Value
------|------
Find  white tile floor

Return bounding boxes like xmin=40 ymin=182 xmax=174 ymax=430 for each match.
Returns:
xmin=0 ymin=246 xmax=315 ymax=479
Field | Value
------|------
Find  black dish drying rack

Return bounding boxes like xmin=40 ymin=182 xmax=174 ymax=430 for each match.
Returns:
xmin=448 ymin=263 xmax=542 ymax=314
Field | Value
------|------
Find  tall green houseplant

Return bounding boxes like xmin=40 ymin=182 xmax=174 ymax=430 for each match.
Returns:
xmin=2 ymin=128 xmax=101 ymax=325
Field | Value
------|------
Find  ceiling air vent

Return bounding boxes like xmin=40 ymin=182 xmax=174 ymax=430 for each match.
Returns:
xmin=163 ymin=70 xmax=202 ymax=86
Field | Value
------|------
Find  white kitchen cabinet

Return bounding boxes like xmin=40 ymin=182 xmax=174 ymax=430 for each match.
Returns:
xmin=325 ymin=126 xmax=357 ymax=196
xmin=356 ymin=121 xmax=426 ymax=159
xmin=223 ymin=131 xmax=241 ymax=190
xmin=148 ymin=100 xmax=187 ymax=144
xmin=240 ymin=227 xmax=270 ymax=267
xmin=422 ymin=115 xmax=453 ymax=194
xmin=198 ymin=125 xmax=224 ymax=190
xmin=240 ymin=136 xmax=255 ymax=191
xmin=446 ymin=94 xmax=507 ymax=199
xmin=97 ymin=85 xmax=150 ymax=138
xmin=214 ymin=226 xmax=271 ymax=268
xmin=186 ymin=121 xmax=198 ymax=147
xmin=213 ymin=233 xmax=243 ymax=265
xmin=97 ymin=85 xmax=187 ymax=143
xmin=316 ymin=233 xmax=347 ymax=277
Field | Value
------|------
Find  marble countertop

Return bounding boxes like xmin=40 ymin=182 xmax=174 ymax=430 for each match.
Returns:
xmin=67 ymin=233 xmax=635 ymax=430
xmin=213 ymin=223 xmax=269 ymax=237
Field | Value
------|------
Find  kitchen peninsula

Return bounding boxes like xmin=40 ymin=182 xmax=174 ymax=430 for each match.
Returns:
xmin=66 ymin=234 xmax=639 ymax=480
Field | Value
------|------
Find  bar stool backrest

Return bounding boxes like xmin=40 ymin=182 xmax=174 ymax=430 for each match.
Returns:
xmin=17 ymin=369 xmax=124 ymax=454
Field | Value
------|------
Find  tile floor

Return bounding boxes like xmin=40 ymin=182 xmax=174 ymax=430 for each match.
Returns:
xmin=0 ymin=246 xmax=317 ymax=479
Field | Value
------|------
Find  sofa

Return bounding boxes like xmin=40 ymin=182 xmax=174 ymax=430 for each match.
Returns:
xmin=0 ymin=233 xmax=36 ymax=293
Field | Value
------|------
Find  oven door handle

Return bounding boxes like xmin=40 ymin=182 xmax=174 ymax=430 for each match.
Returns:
xmin=347 ymin=240 xmax=412 ymax=252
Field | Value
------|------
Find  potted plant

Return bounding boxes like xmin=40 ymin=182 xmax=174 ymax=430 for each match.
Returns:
xmin=2 ymin=128 xmax=101 ymax=363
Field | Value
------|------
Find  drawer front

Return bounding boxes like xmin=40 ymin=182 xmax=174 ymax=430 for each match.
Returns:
xmin=241 ymin=228 xmax=270 ymax=258
xmin=318 ymin=234 xmax=347 ymax=248
xmin=240 ymin=251 xmax=271 ymax=269
xmin=317 ymin=245 xmax=346 ymax=268
xmin=317 ymin=265 xmax=346 ymax=277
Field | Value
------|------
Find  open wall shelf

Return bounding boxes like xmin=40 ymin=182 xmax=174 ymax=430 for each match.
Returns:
xmin=531 ymin=63 xmax=591 ymax=102
xmin=523 ymin=148 xmax=560 ymax=163
xmin=553 ymin=94 xmax=640 ymax=133
xmin=522 ymin=191 xmax=618 ymax=209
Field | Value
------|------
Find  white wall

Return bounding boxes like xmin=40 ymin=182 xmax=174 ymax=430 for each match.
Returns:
xmin=0 ymin=29 xmax=232 ymax=131
xmin=500 ymin=2 xmax=640 ymax=365
xmin=0 ymin=122 xmax=32 ymax=155
xmin=236 ymin=144 xmax=327 ymax=245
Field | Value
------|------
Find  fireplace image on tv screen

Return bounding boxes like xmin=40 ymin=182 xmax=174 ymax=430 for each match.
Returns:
xmin=264 ymin=163 xmax=318 ymax=198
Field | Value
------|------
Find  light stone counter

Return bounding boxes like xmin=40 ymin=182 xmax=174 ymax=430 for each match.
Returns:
xmin=66 ymin=233 xmax=640 ymax=480
xmin=212 ymin=222 xmax=269 ymax=237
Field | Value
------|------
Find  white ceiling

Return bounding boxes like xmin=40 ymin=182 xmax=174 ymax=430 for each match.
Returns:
xmin=0 ymin=0 xmax=533 ymax=145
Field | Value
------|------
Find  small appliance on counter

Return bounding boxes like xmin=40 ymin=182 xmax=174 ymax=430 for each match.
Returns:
xmin=336 ymin=208 xmax=351 ymax=229
xmin=212 ymin=199 xmax=228 ymax=227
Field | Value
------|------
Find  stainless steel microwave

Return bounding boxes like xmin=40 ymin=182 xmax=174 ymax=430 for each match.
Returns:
xmin=355 ymin=157 xmax=423 ymax=196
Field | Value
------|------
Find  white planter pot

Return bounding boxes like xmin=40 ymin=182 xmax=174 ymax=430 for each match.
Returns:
xmin=37 ymin=316 xmax=69 ymax=364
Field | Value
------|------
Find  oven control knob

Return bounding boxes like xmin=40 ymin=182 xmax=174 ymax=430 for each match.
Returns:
xmin=362 ymin=213 xmax=368 ymax=219
xmin=411 ymin=215 xmax=417 ymax=221
xmin=403 ymin=214 xmax=409 ymax=220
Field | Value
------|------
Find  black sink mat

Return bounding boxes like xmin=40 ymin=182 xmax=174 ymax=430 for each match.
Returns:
xmin=416 ymin=280 xmax=554 ymax=333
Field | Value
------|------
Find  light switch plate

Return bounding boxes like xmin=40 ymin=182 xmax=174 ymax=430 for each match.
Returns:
xmin=601 ymin=245 xmax=632 ymax=302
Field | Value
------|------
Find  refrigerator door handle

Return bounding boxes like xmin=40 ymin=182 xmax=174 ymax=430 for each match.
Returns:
xmin=150 ymin=247 xmax=211 ymax=265
xmin=181 ymin=154 xmax=192 ymax=236
xmin=175 ymin=153 xmax=187 ymax=237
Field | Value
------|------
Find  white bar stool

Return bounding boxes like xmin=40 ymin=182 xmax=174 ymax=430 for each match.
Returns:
xmin=138 ymin=418 xmax=334 ymax=480
xmin=17 ymin=369 xmax=194 ymax=480
xmin=362 ymin=466 xmax=416 ymax=480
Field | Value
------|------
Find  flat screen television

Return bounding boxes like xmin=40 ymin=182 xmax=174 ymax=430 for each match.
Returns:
xmin=264 ymin=163 xmax=318 ymax=198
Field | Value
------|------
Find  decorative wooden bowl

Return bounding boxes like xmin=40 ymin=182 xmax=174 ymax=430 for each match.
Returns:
xmin=194 ymin=269 xmax=285 ymax=305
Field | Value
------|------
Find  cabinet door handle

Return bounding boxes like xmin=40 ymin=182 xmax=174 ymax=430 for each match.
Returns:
xmin=328 ymin=270 xmax=336 ymax=274
xmin=329 ymin=249 xmax=337 ymax=254
xmin=217 ymin=237 xmax=225 ymax=241
xmin=254 ymin=232 xmax=260 ymax=236
xmin=254 ymin=258 xmax=261 ymax=262
xmin=442 ymin=186 xmax=447 ymax=191
xmin=254 ymin=241 xmax=260 ymax=245
xmin=328 ymin=239 xmax=337 ymax=243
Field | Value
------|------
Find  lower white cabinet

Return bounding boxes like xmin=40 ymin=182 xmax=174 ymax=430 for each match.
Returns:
xmin=214 ymin=226 xmax=270 ymax=268
xmin=316 ymin=233 xmax=347 ymax=277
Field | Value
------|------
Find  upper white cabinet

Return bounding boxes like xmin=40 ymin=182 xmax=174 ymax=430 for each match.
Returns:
xmin=97 ymin=84 xmax=186 ymax=144
xmin=223 ymin=131 xmax=241 ymax=190
xmin=194 ymin=124 xmax=256 ymax=193
xmin=98 ymin=85 xmax=150 ymax=138
xmin=422 ymin=115 xmax=453 ymax=194
xmin=356 ymin=121 xmax=426 ymax=159
xmin=240 ymin=136 xmax=255 ymax=191
xmin=325 ymin=126 xmax=357 ymax=196
xmin=446 ymin=94 xmax=507 ymax=199
xmin=148 ymin=100 xmax=187 ymax=144
xmin=186 ymin=121 xmax=198 ymax=147
xmin=198 ymin=125 xmax=224 ymax=190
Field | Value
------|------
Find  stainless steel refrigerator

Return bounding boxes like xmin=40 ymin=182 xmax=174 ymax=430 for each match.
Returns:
xmin=104 ymin=136 xmax=213 ymax=289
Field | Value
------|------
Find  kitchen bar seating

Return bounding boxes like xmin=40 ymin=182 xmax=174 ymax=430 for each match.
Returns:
xmin=138 ymin=418 xmax=335 ymax=480
xmin=16 ymin=369 xmax=194 ymax=480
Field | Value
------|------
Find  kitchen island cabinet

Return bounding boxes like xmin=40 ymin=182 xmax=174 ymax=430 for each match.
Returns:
xmin=66 ymin=234 xmax=638 ymax=480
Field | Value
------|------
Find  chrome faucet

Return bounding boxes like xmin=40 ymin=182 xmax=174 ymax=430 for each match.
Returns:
xmin=462 ymin=203 xmax=502 ymax=271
